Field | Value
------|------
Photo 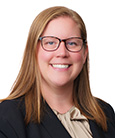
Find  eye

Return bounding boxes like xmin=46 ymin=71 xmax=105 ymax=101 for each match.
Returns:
xmin=67 ymin=42 xmax=78 ymax=46
xmin=49 ymin=42 xmax=54 ymax=45
xmin=44 ymin=41 xmax=55 ymax=45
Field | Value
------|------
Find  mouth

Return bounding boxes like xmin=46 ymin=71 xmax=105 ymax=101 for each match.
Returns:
xmin=51 ymin=64 xmax=71 ymax=69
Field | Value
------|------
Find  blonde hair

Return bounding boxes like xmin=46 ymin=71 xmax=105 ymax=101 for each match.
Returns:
xmin=1 ymin=6 xmax=107 ymax=131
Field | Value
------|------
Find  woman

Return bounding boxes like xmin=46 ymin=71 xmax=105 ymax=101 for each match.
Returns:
xmin=0 ymin=6 xmax=115 ymax=138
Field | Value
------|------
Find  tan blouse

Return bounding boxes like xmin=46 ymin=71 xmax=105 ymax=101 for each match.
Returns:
xmin=53 ymin=106 xmax=93 ymax=138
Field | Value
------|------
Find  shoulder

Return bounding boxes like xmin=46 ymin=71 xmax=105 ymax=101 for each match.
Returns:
xmin=96 ymin=98 xmax=115 ymax=120
xmin=91 ymin=98 xmax=115 ymax=137
xmin=0 ymin=97 xmax=25 ymax=118
xmin=0 ymin=98 xmax=26 ymax=138
xmin=96 ymin=98 xmax=115 ymax=134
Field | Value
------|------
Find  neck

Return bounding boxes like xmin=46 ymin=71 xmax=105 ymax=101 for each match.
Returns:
xmin=41 ymin=83 xmax=74 ymax=114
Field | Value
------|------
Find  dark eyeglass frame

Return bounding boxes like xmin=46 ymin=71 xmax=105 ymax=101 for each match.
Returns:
xmin=39 ymin=36 xmax=87 ymax=53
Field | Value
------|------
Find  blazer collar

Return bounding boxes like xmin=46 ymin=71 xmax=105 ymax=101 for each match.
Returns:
xmin=41 ymin=103 xmax=71 ymax=138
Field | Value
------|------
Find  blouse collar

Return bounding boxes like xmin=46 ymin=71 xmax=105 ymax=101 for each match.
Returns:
xmin=53 ymin=106 xmax=88 ymax=121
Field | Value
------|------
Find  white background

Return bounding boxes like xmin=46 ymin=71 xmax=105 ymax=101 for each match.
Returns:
xmin=0 ymin=0 xmax=115 ymax=109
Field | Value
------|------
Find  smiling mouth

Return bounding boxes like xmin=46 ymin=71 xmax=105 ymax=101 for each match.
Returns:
xmin=51 ymin=64 xmax=71 ymax=69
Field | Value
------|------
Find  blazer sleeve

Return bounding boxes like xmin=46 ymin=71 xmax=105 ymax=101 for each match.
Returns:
xmin=0 ymin=132 xmax=7 ymax=138
xmin=0 ymin=99 xmax=26 ymax=138
xmin=0 ymin=117 xmax=19 ymax=138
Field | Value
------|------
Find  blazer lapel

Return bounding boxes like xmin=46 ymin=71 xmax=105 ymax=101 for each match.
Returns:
xmin=41 ymin=103 xmax=71 ymax=138
xmin=89 ymin=120 xmax=104 ymax=138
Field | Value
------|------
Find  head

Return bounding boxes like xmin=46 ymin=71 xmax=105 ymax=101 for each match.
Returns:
xmin=26 ymin=6 xmax=88 ymax=90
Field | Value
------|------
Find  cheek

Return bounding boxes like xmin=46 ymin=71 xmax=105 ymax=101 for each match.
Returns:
xmin=37 ymin=46 xmax=53 ymax=67
xmin=72 ymin=52 xmax=86 ymax=79
xmin=72 ymin=52 xmax=85 ymax=64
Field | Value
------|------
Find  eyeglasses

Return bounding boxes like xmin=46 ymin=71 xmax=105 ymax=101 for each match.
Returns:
xmin=39 ymin=36 xmax=86 ymax=52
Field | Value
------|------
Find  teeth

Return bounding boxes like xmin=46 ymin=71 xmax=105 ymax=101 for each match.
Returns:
xmin=52 ymin=64 xmax=69 ymax=69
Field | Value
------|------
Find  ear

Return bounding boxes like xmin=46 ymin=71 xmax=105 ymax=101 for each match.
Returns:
xmin=83 ymin=44 xmax=88 ymax=64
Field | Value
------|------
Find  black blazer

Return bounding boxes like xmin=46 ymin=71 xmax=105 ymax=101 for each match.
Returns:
xmin=0 ymin=98 xmax=115 ymax=138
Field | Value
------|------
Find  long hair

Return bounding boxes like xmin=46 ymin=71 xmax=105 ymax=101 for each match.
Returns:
xmin=1 ymin=6 xmax=107 ymax=131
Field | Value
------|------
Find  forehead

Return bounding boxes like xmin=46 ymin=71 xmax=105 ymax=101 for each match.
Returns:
xmin=42 ymin=16 xmax=81 ymax=38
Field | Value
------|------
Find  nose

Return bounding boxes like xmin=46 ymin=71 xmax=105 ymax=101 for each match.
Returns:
xmin=56 ymin=41 xmax=69 ymax=57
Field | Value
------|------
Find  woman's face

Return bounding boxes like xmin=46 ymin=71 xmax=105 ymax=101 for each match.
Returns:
xmin=37 ymin=17 xmax=88 ymax=88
